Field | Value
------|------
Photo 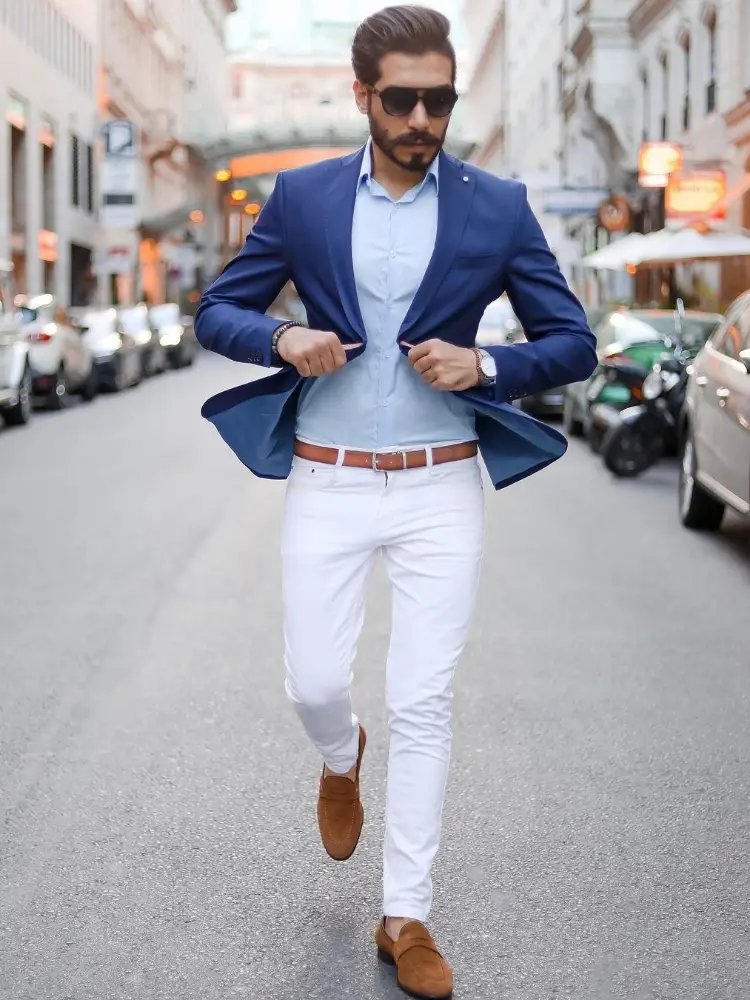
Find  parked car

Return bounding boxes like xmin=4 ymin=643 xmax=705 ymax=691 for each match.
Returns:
xmin=679 ymin=291 xmax=750 ymax=530
xmin=118 ymin=303 xmax=168 ymax=377
xmin=70 ymin=307 xmax=142 ymax=391
xmin=564 ymin=308 xmax=722 ymax=440
xmin=16 ymin=294 xmax=98 ymax=409
xmin=149 ymin=303 xmax=197 ymax=368
xmin=0 ymin=259 xmax=32 ymax=427
xmin=475 ymin=296 xmax=522 ymax=347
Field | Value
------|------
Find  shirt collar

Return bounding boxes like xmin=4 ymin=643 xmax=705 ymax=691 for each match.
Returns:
xmin=358 ymin=136 xmax=440 ymax=194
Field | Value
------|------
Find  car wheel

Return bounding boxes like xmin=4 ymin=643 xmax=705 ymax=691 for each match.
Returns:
xmin=46 ymin=366 xmax=69 ymax=411
xmin=563 ymin=394 xmax=583 ymax=437
xmin=679 ymin=430 xmax=724 ymax=531
xmin=2 ymin=366 xmax=33 ymax=426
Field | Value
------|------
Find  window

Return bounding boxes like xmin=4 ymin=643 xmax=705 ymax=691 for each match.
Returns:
xmin=71 ymin=133 xmax=80 ymax=207
xmin=706 ymin=13 xmax=717 ymax=112
xmin=736 ymin=303 xmax=750 ymax=352
xmin=660 ymin=53 xmax=669 ymax=140
xmin=681 ymin=34 xmax=691 ymax=131
xmin=641 ymin=70 xmax=649 ymax=142
xmin=85 ymin=143 xmax=93 ymax=213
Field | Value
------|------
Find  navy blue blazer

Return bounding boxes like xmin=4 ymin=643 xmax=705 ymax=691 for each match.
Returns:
xmin=194 ymin=146 xmax=597 ymax=490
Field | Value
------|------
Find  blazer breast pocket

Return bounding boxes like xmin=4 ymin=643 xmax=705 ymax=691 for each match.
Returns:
xmin=452 ymin=250 xmax=505 ymax=271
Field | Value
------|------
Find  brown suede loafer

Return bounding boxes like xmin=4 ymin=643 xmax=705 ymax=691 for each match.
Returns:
xmin=317 ymin=723 xmax=366 ymax=861
xmin=375 ymin=918 xmax=453 ymax=999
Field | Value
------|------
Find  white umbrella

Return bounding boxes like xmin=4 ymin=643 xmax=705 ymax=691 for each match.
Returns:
xmin=581 ymin=226 xmax=750 ymax=269
xmin=580 ymin=233 xmax=650 ymax=269
xmin=634 ymin=227 xmax=750 ymax=265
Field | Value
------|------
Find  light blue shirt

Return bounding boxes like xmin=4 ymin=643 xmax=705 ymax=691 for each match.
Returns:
xmin=295 ymin=139 xmax=476 ymax=449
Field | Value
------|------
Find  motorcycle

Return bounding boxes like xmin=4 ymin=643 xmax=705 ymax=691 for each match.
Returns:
xmin=584 ymin=353 xmax=655 ymax=453
xmin=599 ymin=299 xmax=695 ymax=478
xmin=600 ymin=354 xmax=688 ymax=477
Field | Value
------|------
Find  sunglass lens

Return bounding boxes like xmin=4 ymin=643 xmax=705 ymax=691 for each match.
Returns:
xmin=381 ymin=88 xmax=417 ymax=116
xmin=424 ymin=89 xmax=457 ymax=116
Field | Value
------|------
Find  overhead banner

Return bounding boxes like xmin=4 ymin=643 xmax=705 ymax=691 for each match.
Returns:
xmin=665 ymin=169 xmax=727 ymax=220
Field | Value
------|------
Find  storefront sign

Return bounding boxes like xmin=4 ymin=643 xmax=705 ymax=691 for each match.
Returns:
xmin=542 ymin=187 xmax=609 ymax=216
xmin=597 ymin=196 xmax=631 ymax=232
xmin=665 ymin=169 xmax=727 ymax=219
xmin=638 ymin=142 xmax=683 ymax=188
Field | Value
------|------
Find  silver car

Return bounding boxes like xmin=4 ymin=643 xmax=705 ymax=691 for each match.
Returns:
xmin=680 ymin=291 xmax=750 ymax=530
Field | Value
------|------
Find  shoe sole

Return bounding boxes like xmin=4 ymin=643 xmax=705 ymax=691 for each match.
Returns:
xmin=376 ymin=948 xmax=453 ymax=1000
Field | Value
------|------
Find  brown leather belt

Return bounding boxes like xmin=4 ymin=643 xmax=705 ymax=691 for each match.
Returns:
xmin=293 ymin=439 xmax=478 ymax=472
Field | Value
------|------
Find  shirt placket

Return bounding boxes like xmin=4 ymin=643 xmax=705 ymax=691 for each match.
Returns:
xmin=376 ymin=195 xmax=398 ymax=447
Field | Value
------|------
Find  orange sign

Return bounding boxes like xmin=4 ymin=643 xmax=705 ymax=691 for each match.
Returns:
xmin=665 ymin=169 xmax=727 ymax=219
xmin=638 ymin=142 xmax=683 ymax=188
xmin=597 ymin=196 xmax=631 ymax=232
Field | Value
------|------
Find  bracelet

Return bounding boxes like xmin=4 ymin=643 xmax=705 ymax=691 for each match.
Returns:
xmin=271 ymin=320 xmax=305 ymax=361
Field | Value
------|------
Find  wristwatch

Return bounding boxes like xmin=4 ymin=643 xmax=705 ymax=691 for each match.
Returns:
xmin=474 ymin=348 xmax=497 ymax=387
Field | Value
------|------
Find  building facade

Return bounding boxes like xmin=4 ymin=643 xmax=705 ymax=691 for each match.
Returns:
xmin=0 ymin=0 xmax=100 ymax=304
xmin=100 ymin=0 xmax=236 ymax=307
xmin=462 ymin=0 xmax=750 ymax=308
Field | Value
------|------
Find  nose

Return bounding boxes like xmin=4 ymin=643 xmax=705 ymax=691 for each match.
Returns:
xmin=408 ymin=99 xmax=430 ymax=130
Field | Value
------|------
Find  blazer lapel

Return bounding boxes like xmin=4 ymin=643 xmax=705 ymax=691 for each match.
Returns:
xmin=399 ymin=151 xmax=474 ymax=342
xmin=325 ymin=147 xmax=367 ymax=343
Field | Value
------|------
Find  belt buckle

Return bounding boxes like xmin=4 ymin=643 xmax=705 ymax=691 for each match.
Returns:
xmin=372 ymin=450 xmax=408 ymax=471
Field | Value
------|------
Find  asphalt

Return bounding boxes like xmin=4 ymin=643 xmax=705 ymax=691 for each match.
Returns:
xmin=0 ymin=351 xmax=748 ymax=1000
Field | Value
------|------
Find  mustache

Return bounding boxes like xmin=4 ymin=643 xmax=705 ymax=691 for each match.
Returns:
xmin=397 ymin=135 xmax=439 ymax=146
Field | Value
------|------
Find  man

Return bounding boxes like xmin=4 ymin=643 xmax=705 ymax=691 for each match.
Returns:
xmin=195 ymin=6 xmax=596 ymax=998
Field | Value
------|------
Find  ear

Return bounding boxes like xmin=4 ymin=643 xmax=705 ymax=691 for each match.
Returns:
xmin=353 ymin=80 xmax=369 ymax=116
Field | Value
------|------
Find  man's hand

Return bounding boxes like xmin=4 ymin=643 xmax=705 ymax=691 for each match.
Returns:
xmin=277 ymin=326 xmax=358 ymax=377
xmin=403 ymin=339 xmax=480 ymax=391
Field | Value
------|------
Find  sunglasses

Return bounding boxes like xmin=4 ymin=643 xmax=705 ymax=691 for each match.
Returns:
xmin=368 ymin=85 xmax=459 ymax=118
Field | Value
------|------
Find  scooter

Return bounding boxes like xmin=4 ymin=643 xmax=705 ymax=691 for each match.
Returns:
xmin=599 ymin=299 xmax=691 ymax=478
xmin=584 ymin=355 xmax=654 ymax=453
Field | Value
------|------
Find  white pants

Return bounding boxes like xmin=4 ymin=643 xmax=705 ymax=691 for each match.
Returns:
xmin=281 ymin=451 xmax=484 ymax=922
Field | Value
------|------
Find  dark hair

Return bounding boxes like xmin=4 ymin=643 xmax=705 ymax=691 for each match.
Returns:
xmin=351 ymin=5 xmax=456 ymax=87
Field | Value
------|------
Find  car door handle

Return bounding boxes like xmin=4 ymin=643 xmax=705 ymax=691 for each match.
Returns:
xmin=716 ymin=386 xmax=730 ymax=404
xmin=695 ymin=375 xmax=708 ymax=387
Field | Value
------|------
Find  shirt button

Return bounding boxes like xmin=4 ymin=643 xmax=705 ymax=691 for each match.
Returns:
xmin=390 ymin=251 xmax=396 ymax=258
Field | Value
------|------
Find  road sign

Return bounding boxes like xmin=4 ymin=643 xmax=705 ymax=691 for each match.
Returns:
xmin=103 ymin=119 xmax=137 ymax=157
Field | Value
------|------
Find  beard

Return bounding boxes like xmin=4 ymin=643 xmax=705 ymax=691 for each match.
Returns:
xmin=368 ymin=113 xmax=445 ymax=173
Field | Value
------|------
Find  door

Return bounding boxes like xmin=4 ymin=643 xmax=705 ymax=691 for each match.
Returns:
xmin=699 ymin=301 xmax=750 ymax=509
xmin=691 ymin=304 xmax=741 ymax=489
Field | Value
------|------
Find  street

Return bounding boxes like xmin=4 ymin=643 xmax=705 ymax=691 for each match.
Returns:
xmin=1 ymin=350 xmax=748 ymax=1000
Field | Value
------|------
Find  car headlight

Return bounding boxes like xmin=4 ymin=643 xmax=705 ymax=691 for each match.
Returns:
xmin=159 ymin=324 xmax=183 ymax=347
xmin=642 ymin=371 xmax=663 ymax=400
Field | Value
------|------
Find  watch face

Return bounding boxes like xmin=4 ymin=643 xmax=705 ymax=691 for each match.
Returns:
xmin=480 ymin=354 xmax=494 ymax=377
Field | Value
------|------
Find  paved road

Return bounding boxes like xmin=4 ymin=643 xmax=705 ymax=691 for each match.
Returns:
xmin=1 ymin=352 xmax=748 ymax=1000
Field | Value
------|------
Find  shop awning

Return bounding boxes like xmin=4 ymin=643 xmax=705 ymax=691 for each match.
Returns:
xmin=581 ymin=226 xmax=750 ymax=269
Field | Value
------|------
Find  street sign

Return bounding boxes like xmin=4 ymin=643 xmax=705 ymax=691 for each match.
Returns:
xmin=102 ymin=119 xmax=137 ymax=157
xmin=542 ymin=188 xmax=609 ymax=216
xmin=101 ymin=122 xmax=139 ymax=229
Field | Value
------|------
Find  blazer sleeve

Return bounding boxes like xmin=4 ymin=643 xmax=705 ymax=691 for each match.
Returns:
xmin=194 ymin=172 xmax=292 ymax=367
xmin=483 ymin=183 xmax=598 ymax=403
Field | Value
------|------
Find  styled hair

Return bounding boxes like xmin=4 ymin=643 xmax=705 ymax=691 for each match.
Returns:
xmin=351 ymin=5 xmax=456 ymax=87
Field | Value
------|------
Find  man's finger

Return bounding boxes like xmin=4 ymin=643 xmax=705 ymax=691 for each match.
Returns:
xmin=407 ymin=343 xmax=432 ymax=364
xmin=413 ymin=356 xmax=433 ymax=375
xmin=297 ymin=358 xmax=311 ymax=377
xmin=307 ymin=353 xmax=323 ymax=377
xmin=331 ymin=340 xmax=347 ymax=367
